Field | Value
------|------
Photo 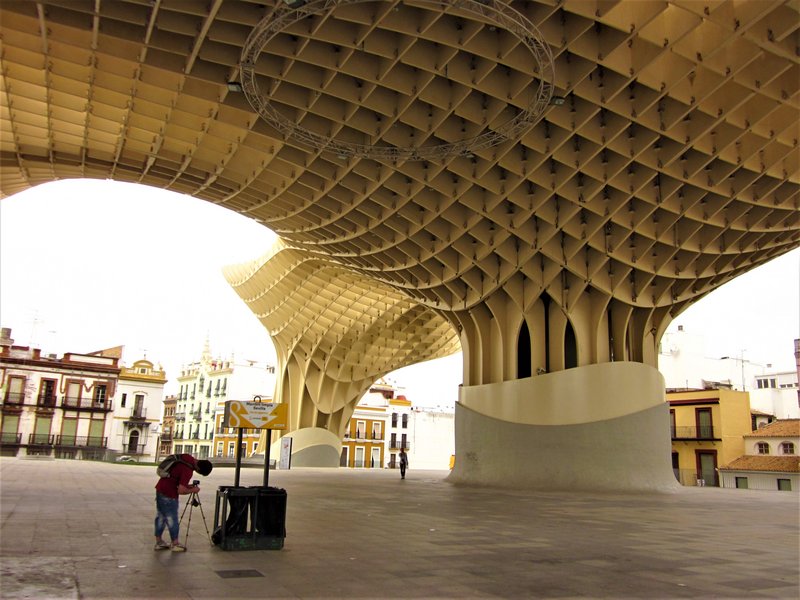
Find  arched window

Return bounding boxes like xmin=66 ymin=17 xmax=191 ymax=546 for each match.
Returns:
xmin=564 ymin=320 xmax=577 ymax=369
xmin=756 ymin=442 xmax=770 ymax=455
xmin=518 ymin=320 xmax=531 ymax=378
xmin=780 ymin=442 xmax=795 ymax=455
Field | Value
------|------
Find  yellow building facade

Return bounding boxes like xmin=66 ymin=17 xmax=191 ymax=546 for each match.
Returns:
xmin=668 ymin=389 xmax=752 ymax=487
xmin=341 ymin=405 xmax=386 ymax=469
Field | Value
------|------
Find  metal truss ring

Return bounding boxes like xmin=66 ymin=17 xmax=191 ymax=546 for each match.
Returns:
xmin=240 ymin=0 xmax=555 ymax=161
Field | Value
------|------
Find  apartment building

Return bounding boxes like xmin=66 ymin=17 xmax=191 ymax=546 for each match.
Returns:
xmin=341 ymin=399 xmax=386 ymax=468
xmin=719 ymin=419 xmax=800 ymax=491
xmin=659 ymin=326 xmax=799 ymax=418
xmin=174 ymin=340 xmax=276 ymax=460
xmin=159 ymin=394 xmax=177 ymax=458
xmin=109 ymin=358 xmax=167 ymax=460
xmin=0 ymin=328 xmax=165 ymax=460
xmin=341 ymin=381 xmax=455 ymax=471
xmin=668 ymin=388 xmax=752 ymax=487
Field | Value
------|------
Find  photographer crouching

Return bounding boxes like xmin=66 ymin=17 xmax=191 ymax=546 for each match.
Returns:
xmin=154 ymin=454 xmax=213 ymax=552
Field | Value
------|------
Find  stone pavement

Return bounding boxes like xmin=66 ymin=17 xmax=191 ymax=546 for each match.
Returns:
xmin=0 ymin=457 xmax=797 ymax=599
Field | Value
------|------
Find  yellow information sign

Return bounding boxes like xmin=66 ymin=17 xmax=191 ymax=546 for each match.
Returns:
xmin=223 ymin=401 xmax=288 ymax=430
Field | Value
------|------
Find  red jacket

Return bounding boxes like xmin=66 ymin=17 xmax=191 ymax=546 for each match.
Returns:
xmin=155 ymin=454 xmax=197 ymax=499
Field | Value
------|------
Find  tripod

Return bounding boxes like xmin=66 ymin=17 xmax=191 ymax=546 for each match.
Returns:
xmin=178 ymin=491 xmax=212 ymax=548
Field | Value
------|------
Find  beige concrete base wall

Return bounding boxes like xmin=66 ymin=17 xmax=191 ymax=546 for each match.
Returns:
xmin=278 ymin=427 xmax=341 ymax=468
xmin=448 ymin=363 xmax=679 ymax=492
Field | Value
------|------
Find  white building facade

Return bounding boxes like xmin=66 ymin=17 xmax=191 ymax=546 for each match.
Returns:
xmin=173 ymin=340 xmax=276 ymax=460
xmin=109 ymin=358 xmax=167 ymax=461
xmin=406 ymin=407 xmax=455 ymax=470
xmin=719 ymin=420 xmax=800 ymax=492
xmin=0 ymin=328 xmax=166 ymax=461
xmin=348 ymin=383 xmax=455 ymax=471
xmin=658 ymin=326 xmax=799 ymax=418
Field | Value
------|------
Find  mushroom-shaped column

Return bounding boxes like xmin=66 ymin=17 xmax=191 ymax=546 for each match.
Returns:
xmin=223 ymin=240 xmax=461 ymax=466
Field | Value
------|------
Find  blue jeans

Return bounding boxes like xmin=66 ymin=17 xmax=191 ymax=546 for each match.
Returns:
xmin=154 ymin=493 xmax=179 ymax=541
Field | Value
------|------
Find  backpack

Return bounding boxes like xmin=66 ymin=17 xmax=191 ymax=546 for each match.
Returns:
xmin=156 ymin=454 xmax=192 ymax=478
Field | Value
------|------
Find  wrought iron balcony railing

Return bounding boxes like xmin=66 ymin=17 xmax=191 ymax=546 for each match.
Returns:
xmin=0 ymin=432 xmax=22 ymax=444
xmin=28 ymin=433 xmax=55 ymax=445
xmin=37 ymin=394 xmax=57 ymax=408
xmin=61 ymin=396 xmax=114 ymax=411
xmin=55 ymin=435 xmax=108 ymax=448
xmin=671 ymin=426 xmax=719 ymax=440
xmin=3 ymin=392 xmax=25 ymax=405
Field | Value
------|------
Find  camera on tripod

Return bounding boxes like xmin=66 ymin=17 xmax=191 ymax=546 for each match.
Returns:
xmin=191 ymin=480 xmax=201 ymax=506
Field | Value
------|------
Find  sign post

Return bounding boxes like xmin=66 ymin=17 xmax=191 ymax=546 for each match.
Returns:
xmin=222 ymin=398 xmax=288 ymax=487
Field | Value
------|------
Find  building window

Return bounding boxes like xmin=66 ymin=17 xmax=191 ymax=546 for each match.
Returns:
xmin=216 ymin=442 xmax=224 ymax=457
xmin=227 ymin=442 xmax=235 ymax=458
xmin=93 ymin=384 xmax=107 ymax=405
xmin=735 ymin=477 xmax=748 ymax=489
xmin=695 ymin=408 xmax=712 ymax=438
xmin=356 ymin=420 xmax=366 ymax=439
xmin=372 ymin=422 xmax=381 ymax=440
xmin=756 ymin=442 xmax=770 ymax=455
xmin=5 ymin=375 xmax=26 ymax=404
xmin=391 ymin=413 xmax=398 ymax=427
xmin=121 ymin=393 xmax=127 ymax=408
xmin=777 ymin=479 xmax=792 ymax=491
xmin=401 ymin=413 xmax=408 ymax=428
xmin=780 ymin=442 xmax=795 ymax=454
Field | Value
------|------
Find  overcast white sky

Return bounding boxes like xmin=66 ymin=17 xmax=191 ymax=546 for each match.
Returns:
xmin=1 ymin=179 xmax=797 ymax=405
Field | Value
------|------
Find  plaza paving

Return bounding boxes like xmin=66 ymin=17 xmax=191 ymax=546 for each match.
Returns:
xmin=0 ymin=457 xmax=797 ymax=599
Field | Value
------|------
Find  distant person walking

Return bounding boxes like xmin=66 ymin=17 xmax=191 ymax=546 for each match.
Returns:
xmin=399 ymin=448 xmax=408 ymax=479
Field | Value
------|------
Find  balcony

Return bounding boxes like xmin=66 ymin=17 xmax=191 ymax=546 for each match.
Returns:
xmin=2 ymin=392 xmax=25 ymax=406
xmin=389 ymin=440 xmax=409 ymax=450
xmin=37 ymin=394 xmax=58 ymax=409
xmin=61 ymin=396 xmax=113 ymax=412
xmin=0 ymin=432 xmax=22 ymax=445
xmin=671 ymin=426 xmax=719 ymax=441
xmin=122 ymin=443 xmax=146 ymax=455
xmin=128 ymin=408 xmax=147 ymax=420
xmin=28 ymin=433 xmax=55 ymax=445
xmin=55 ymin=435 xmax=108 ymax=448
xmin=372 ymin=433 xmax=383 ymax=440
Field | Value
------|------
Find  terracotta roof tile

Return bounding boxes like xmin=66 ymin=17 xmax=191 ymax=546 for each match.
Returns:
xmin=720 ymin=456 xmax=800 ymax=473
xmin=745 ymin=419 xmax=800 ymax=438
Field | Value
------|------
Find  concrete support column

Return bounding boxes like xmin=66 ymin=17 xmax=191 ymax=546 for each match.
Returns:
xmin=448 ymin=362 xmax=679 ymax=492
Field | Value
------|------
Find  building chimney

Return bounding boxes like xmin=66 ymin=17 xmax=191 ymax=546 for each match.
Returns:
xmin=0 ymin=327 xmax=14 ymax=347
